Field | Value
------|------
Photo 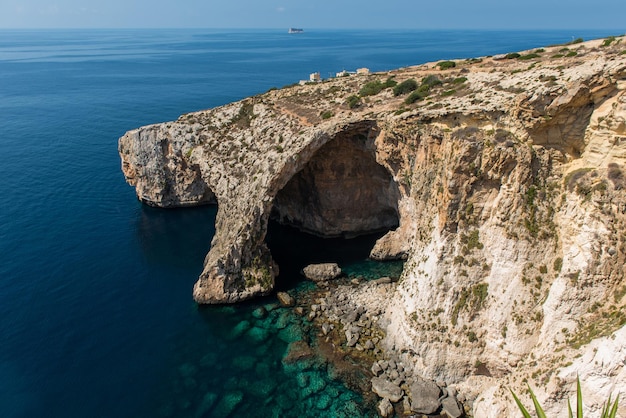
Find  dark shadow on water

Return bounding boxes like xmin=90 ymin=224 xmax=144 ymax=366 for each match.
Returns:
xmin=265 ymin=220 xmax=393 ymax=291
xmin=135 ymin=203 xmax=217 ymax=271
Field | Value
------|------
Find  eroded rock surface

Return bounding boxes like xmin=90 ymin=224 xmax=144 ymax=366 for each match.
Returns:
xmin=302 ymin=263 xmax=342 ymax=282
xmin=120 ymin=37 xmax=626 ymax=416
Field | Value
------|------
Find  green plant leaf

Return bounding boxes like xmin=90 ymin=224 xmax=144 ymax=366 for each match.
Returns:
xmin=577 ymin=377 xmax=583 ymax=418
xmin=511 ymin=389 xmax=533 ymax=418
xmin=528 ymin=385 xmax=547 ymax=418
xmin=600 ymin=397 xmax=609 ymax=418
xmin=606 ymin=394 xmax=619 ymax=418
xmin=568 ymin=398 xmax=573 ymax=418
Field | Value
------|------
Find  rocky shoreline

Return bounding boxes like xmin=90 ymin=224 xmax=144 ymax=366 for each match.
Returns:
xmin=290 ymin=265 xmax=466 ymax=417
xmin=121 ymin=36 xmax=626 ymax=416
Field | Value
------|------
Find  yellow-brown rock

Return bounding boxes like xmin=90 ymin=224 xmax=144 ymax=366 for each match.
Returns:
xmin=120 ymin=36 xmax=626 ymax=416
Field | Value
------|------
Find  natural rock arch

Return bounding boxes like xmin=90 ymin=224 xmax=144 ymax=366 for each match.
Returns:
xmin=270 ymin=123 xmax=401 ymax=238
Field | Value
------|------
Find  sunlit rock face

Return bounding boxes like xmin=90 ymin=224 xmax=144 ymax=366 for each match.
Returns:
xmin=120 ymin=37 xmax=626 ymax=417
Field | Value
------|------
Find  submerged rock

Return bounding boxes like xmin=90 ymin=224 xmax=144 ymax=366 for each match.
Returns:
xmin=230 ymin=320 xmax=252 ymax=338
xmin=194 ymin=392 xmax=217 ymax=418
xmin=282 ymin=340 xmax=315 ymax=365
xmin=212 ymin=391 xmax=243 ymax=417
xmin=252 ymin=306 xmax=268 ymax=319
xmin=315 ymin=393 xmax=333 ymax=410
xmin=246 ymin=326 xmax=269 ymax=343
xmin=277 ymin=324 xmax=305 ymax=344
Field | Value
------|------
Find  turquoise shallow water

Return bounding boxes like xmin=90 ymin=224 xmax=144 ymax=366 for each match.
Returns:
xmin=0 ymin=28 xmax=620 ymax=417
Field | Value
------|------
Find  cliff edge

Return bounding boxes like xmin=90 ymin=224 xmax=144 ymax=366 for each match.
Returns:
xmin=120 ymin=36 xmax=626 ymax=416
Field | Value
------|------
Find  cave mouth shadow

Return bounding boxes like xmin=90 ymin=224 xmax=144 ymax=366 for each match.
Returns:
xmin=271 ymin=127 xmax=400 ymax=239
xmin=265 ymin=124 xmax=403 ymax=291
xmin=265 ymin=220 xmax=392 ymax=291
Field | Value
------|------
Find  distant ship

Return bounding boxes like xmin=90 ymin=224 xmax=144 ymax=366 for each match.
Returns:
xmin=288 ymin=28 xmax=304 ymax=34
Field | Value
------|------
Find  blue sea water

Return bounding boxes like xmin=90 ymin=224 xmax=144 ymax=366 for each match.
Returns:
xmin=0 ymin=28 xmax=620 ymax=417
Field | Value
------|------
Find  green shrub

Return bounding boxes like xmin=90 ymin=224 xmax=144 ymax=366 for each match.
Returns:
xmin=320 ymin=110 xmax=332 ymax=119
xmin=568 ymin=37 xmax=584 ymax=44
xmin=519 ymin=53 xmax=541 ymax=60
xmin=384 ymin=77 xmax=398 ymax=88
xmin=359 ymin=78 xmax=397 ymax=96
xmin=393 ymin=79 xmax=419 ymax=96
xmin=422 ymin=74 xmax=442 ymax=87
xmin=451 ymin=283 xmax=489 ymax=326
xmin=405 ymin=90 xmax=426 ymax=104
xmin=602 ymin=36 xmax=616 ymax=47
xmin=437 ymin=60 xmax=456 ymax=70
xmin=506 ymin=52 xmax=521 ymax=59
xmin=452 ymin=77 xmax=467 ymax=84
xmin=566 ymin=51 xmax=578 ymax=57
xmin=359 ymin=80 xmax=385 ymax=97
xmin=347 ymin=95 xmax=360 ymax=109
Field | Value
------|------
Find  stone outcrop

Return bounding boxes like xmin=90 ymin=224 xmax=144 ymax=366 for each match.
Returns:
xmin=409 ymin=378 xmax=441 ymax=414
xmin=120 ymin=36 xmax=626 ymax=416
xmin=371 ymin=376 xmax=404 ymax=402
xmin=302 ymin=263 xmax=342 ymax=282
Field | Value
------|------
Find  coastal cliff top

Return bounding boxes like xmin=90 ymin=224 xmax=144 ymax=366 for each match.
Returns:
xmin=173 ymin=35 xmax=625 ymax=127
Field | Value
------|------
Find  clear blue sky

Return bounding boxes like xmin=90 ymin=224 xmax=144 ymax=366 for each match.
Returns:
xmin=0 ymin=0 xmax=624 ymax=29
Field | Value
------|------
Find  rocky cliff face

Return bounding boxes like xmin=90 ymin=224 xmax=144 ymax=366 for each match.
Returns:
xmin=120 ymin=37 xmax=626 ymax=415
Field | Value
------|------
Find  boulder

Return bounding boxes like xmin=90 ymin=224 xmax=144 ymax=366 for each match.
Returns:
xmin=441 ymin=396 xmax=464 ymax=418
xmin=372 ymin=276 xmax=392 ymax=285
xmin=302 ymin=263 xmax=342 ymax=282
xmin=371 ymin=361 xmax=383 ymax=376
xmin=409 ymin=378 xmax=442 ymax=415
xmin=377 ymin=398 xmax=394 ymax=417
xmin=277 ymin=291 xmax=295 ymax=307
xmin=371 ymin=376 xmax=403 ymax=403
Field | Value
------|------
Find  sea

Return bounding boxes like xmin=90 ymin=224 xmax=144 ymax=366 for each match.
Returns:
xmin=0 ymin=28 xmax=620 ymax=417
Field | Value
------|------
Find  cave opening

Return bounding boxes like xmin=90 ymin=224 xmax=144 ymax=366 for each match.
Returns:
xmin=265 ymin=125 xmax=404 ymax=290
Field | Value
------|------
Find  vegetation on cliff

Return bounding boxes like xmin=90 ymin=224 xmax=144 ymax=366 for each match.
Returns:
xmin=119 ymin=35 xmax=626 ymax=416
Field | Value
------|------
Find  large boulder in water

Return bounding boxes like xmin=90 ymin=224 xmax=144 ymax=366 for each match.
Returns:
xmin=302 ymin=263 xmax=342 ymax=282
xmin=276 ymin=291 xmax=295 ymax=307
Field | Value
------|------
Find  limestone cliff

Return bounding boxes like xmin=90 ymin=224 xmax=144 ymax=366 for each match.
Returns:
xmin=120 ymin=37 xmax=626 ymax=415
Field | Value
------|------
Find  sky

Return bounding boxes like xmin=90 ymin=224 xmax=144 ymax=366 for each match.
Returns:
xmin=0 ymin=0 xmax=624 ymax=30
